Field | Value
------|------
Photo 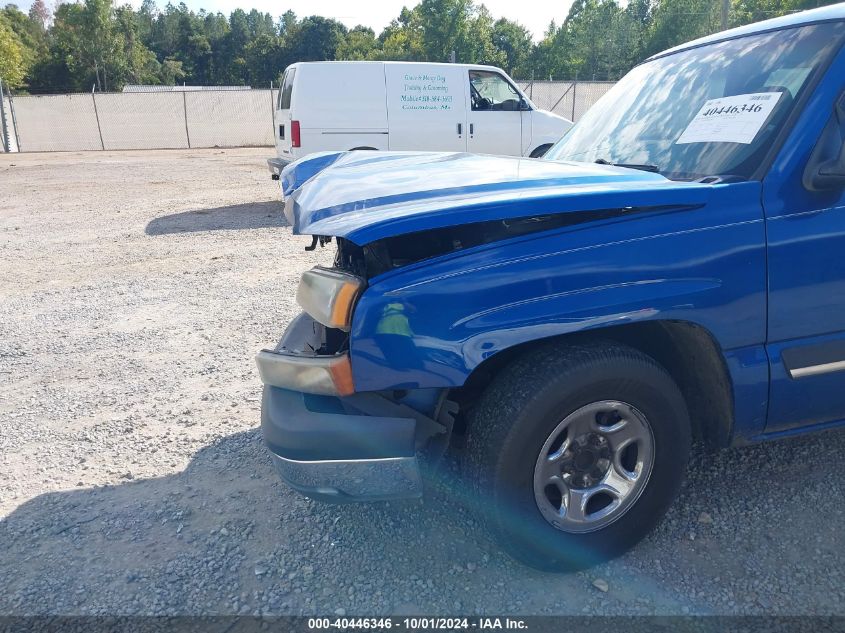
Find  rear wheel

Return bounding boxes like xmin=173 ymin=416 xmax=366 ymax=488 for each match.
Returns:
xmin=465 ymin=340 xmax=691 ymax=571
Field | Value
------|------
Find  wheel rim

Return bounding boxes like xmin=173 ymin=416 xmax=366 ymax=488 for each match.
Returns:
xmin=532 ymin=400 xmax=655 ymax=533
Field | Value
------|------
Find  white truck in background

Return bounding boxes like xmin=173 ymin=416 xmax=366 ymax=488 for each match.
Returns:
xmin=267 ymin=61 xmax=572 ymax=178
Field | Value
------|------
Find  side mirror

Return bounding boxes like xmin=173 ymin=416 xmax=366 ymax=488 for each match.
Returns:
xmin=804 ymin=93 xmax=845 ymax=191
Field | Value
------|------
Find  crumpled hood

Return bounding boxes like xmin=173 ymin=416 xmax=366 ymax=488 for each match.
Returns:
xmin=280 ymin=151 xmax=712 ymax=245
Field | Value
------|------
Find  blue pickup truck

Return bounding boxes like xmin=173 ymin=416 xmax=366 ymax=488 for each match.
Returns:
xmin=257 ymin=4 xmax=845 ymax=570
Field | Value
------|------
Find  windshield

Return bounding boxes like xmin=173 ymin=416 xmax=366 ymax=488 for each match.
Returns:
xmin=545 ymin=22 xmax=845 ymax=180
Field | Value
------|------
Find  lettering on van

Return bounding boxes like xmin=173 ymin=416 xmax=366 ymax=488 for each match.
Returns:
xmin=400 ymin=73 xmax=453 ymax=111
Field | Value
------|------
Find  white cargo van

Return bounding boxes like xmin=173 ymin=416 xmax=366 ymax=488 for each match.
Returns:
xmin=267 ymin=61 xmax=572 ymax=178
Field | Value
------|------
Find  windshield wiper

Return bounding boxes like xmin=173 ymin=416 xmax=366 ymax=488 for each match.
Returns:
xmin=595 ymin=158 xmax=661 ymax=173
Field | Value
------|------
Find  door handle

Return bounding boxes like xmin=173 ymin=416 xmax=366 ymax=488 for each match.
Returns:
xmin=470 ymin=123 xmax=474 ymax=136
xmin=457 ymin=123 xmax=462 ymax=136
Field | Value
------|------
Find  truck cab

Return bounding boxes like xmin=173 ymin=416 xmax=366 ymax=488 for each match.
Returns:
xmin=257 ymin=5 xmax=845 ymax=571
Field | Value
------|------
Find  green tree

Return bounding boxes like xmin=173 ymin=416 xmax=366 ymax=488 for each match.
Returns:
xmin=2 ymin=4 xmax=47 ymax=87
xmin=491 ymin=18 xmax=532 ymax=76
xmin=729 ymin=0 xmax=838 ymax=26
xmin=529 ymin=21 xmax=562 ymax=79
xmin=283 ymin=15 xmax=347 ymax=62
xmin=28 ymin=0 xmax=50 ymax=30
xmin=414 ymin=0 xmax=478 ymax=62
xmin=377 ymin=8 xmax=423 ymax=61
xmin=245 ymin=31 xmax=282 ymax=84
xmin=0 ymin=13 xmax=26 ymax=87
xmin=114 ymin=4 xmax=161 ymax=84
xmin=647 ymin=0 xmax=720 ymax=56
xmin=172 ymin=5 xmax=211 ymax=82
xmin=556 ymin=0 xmax=632 ymax=79
xmin=337 ymin=25 xmax=377 ymax=60
xmin=462 ymin=4 xmax=501 ymax=65
xmin=80 ymin=0 xmax=123 ymax=90
xmin=16 ymin=0 xmax=845 ymax=94
xmin=158 ymin=56 xmax=182 ymax=82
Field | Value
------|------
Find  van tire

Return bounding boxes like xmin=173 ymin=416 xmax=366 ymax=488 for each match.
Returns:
xmin=464 ymin=340 xmax=691 ymax=571
xmin=349 ymin=147 xmax=377 ymax=151
xmin=529 ymin=144 xmax=553 ymax=158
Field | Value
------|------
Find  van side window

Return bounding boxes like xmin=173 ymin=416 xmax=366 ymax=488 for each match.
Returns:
xmin=280 ymin=69 xmax=296 ymax=110
xmin=469 ymin=71 xmax=522 ymax=111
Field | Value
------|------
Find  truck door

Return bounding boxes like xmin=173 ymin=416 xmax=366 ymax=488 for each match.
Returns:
xmin=385 ymin=64 xmax=467 ymax=152
xmin=466 ymin=69 xmax=525 ymax=157
xmin=764 ymin=64 xmax=845 ymax=433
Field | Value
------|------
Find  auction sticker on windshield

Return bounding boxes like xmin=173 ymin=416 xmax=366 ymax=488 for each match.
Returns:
xmin=676 ymin=92 xmax=782 ymax=144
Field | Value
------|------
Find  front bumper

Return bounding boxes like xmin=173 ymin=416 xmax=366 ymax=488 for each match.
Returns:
xmin=261 ymin=386 xmax=422 ymax=502
xmin=257 ymin=313 xmax=423 ymax=502
xmin=267 ymin=157 xmax=290 ymax=180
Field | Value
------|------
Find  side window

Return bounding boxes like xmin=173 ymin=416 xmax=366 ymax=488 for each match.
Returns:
xmin=280 ymin=68 xmax=296 ymax=110
xmin=469 ymin=70 xmax=523 ymax=112
xmin=277 ymin=75 xmax=284 ymax=109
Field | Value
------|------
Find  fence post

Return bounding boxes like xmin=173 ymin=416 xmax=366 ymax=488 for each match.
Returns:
xmin=182 ymin=90 xmax=191 ymax=148
xmin=549 ymin=82 xmax=573 ymax=114
xmin=0 ymin=78 xmax=9 ymax=152
xmin=91 ymin=85 xmax=105 ymax=150
xmin=8 ymin=87 xmax=20 ymax=152
xmin=269 ymin=80 xmax=275 ymax=131
xmin=571 ymin=79 xmax=577 ymax=122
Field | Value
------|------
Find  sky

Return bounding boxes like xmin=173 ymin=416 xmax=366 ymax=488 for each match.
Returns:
xmin=24 ymin=0 xmax=575 ymax=41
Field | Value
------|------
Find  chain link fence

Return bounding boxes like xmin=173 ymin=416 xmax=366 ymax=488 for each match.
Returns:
xmin=518 ymin=81 xmax=615 ymax=122
xmin=1 ymin=82 xmax=612 ymax=153
xmin=2 ymin=88 xmax=278 ymax=152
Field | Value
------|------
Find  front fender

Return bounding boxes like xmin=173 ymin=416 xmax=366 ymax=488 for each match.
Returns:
xmin=349 ymin=183 xmax=767 ymax=393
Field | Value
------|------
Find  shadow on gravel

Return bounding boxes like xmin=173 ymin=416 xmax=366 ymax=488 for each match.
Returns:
xmin=0 ymin=429 xmax=499 ymax=615
xmin=3 ymin=427 xmax=845 ymax=615
xmin=145 ymin=201 xmax=287 ymax=235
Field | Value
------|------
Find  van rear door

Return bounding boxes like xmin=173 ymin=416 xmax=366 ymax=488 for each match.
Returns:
xmin=385 ymin=64 xmax=467 ymax=152
xmin=275 ymin=67 xmax=296 ymax=161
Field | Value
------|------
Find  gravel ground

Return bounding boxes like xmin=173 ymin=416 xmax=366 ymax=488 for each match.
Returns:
xmin=1 ymin=148 xmax=844 ymax=617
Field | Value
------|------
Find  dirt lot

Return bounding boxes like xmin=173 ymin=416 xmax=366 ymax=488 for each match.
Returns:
xmin=1 ymin=148 xmax=844 ymax=616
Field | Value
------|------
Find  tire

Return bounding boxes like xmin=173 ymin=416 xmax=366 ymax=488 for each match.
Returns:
xmin=529 ymin=144 xmax=553 ymax=158
xmin=465 ymin=340 xmax=691 ymax=571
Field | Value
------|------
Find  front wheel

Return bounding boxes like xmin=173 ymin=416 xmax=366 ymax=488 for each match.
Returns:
xmin=465 ymin=340 xmax=691 ymax=571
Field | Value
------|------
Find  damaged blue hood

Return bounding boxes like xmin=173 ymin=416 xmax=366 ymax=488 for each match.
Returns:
xmin=280 ymin=151 xmax=712 ymax=245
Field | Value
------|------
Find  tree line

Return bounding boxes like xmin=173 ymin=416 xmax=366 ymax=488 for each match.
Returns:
xmin=0 ymin=0 xmax=838 ymax=93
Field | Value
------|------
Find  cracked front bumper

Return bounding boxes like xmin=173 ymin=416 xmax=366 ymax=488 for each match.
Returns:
xmin=260 ymin=386 xmax=422 ymax=502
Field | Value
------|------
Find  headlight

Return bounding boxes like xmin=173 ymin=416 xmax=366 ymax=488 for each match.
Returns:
xmin=296 ymin=266 xmax=364 ymax=332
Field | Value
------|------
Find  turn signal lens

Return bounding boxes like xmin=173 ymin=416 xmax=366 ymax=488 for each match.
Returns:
xmin=327 ymin=354 xmax=355 ymax=396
